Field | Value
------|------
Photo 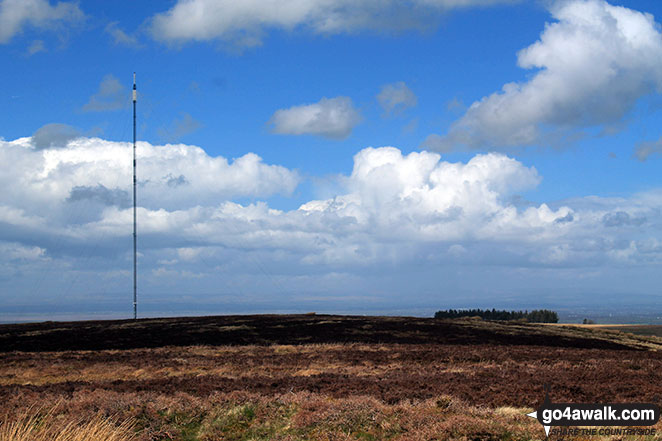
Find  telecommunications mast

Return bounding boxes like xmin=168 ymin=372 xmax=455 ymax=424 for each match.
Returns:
xmin=132 ymin=73 xmax=137 ymax=320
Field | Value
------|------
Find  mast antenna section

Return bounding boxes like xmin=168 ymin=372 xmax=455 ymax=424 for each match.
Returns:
xmin=132 ymin=72 xmax=137 ymax=320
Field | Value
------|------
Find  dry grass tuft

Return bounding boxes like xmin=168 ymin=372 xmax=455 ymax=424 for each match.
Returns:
xmin=494 ymin=406 xmax=532 ymax=418
xmin=0 ymin=409 xmax=135 ymax=441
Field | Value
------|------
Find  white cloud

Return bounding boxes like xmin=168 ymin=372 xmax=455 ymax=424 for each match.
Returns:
xmin=0 ymin=0 xmax=84 ymax=44
xmin=299 ymin=148 xmax=550 ymax=252
xmin=83 ymin=74 xmax=129 ymax=112
xmin=269 ymin=96 xmax=362 ymax=139
xmin=432 ymin=0 xmax=662 ymax=150
xmin=377 ymin=81 xmax=417 ymax=115
xmin=148 ymin=0 xmax=520 ymax=47
xmin=1 ymin=136 xmax=300 ymax=222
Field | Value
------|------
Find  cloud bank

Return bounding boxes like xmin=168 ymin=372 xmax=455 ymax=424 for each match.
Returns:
xmin=2 ymin=134 xmax=662 ymax=307
xmin=428 ymin=0 xmax=662 ymax=151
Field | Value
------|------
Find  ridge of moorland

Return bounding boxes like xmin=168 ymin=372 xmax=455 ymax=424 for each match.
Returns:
xmin=1 ymin=313 xmax=661 ymax=352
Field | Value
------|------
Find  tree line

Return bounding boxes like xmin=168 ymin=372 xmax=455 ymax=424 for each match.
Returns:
xmin=434 ymin=308 xmax=559 ymax=323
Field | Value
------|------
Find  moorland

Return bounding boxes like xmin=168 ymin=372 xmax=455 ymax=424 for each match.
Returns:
xmin=2 ymin=314 xmax=662 ymax=440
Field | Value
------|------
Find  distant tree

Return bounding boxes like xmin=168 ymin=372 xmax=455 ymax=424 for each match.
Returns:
xmin=583 ymin=318 xmax=595 ymax=324
xmin=434 ymin=308 xmax=558 ymax=323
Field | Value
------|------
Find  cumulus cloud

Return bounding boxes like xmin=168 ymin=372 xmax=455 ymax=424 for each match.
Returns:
xmin=0 ymin=0 xmax=84 ymax=44
xmin=1 ymin=136 xmax=300 ymax=223
xmin=377 ymin=81 xmax=417 ymax=115
xmin=431 ymin=0 xmax=662 ymax=151
xmin=83 ymin=74 xmax=129 ymax=112
xmin=298 ymin=148 xmax=549 ymax=252
xmin=148 ymin=0 xmax=520 ymax=47
xmin=269 ymin=96 xmax=361 ymax=139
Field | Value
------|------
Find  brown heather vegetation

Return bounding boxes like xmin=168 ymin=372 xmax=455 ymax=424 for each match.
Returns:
xmin=1 ymin=315 xmax=662 ymax=440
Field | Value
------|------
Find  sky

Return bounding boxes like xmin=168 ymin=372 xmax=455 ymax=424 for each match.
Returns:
xmin=2 ymin=0 xmax=662 ymax=320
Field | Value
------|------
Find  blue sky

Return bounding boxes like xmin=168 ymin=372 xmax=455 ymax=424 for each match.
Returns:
xmin=2 ymin=0 xmax=662 ymax=320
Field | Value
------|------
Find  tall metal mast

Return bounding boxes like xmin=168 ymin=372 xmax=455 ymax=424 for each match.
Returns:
xmin=132 ymin=73 xmax=137 ymax=320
